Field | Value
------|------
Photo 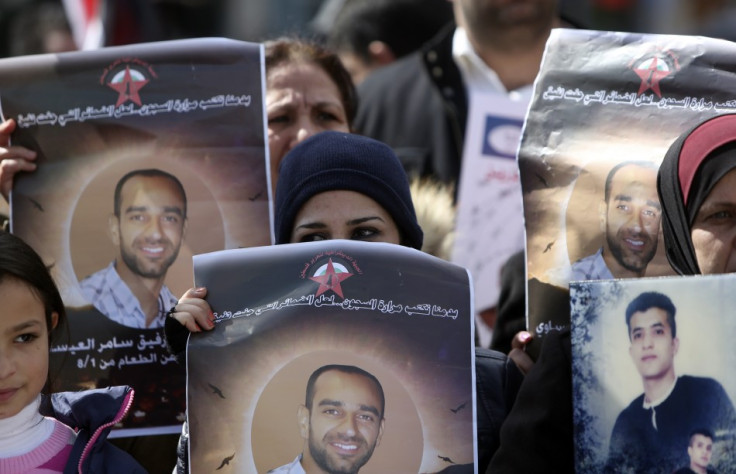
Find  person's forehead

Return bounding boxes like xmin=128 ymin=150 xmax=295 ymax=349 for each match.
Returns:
xmin=693 ymin=434 xmax=712 ymax=444
xmin=298 ymin=190 xmax=390 ymax=218
xmin=701 ymin=167 xmax=736 ymax=203
xmin=610 ymin=165 xmax=657 ymax=192
xmin=0 ymin=277 xmax=48 ymax=334
xmin=313 ymin=370 xmax=381 ymax=403
xmin=120 ymin=175 xmax=184 ymax=203
xmin=630 ymin=307 xmax=669 ymax=328
xmin=266 ymin=62 xmax=341 ymax=102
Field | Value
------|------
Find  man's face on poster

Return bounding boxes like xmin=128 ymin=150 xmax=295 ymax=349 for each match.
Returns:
xmin=602 ymin=165 xmax=661 ymax=274
xmin=628 ymin=307 xmax=679 ymax=381
xmin=688 ymin=434 xmax=713 ymax=470
xmin=110 ymin=175 xmax=186 ymax=279
xmin=298 ymin=370 xmax=385 ymax=474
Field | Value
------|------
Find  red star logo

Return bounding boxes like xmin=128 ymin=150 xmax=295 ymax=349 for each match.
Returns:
xmin=107 ymin=66 xmax=149 ymax=107
xmin=310 ymin=259 xmax=353 ymax=298
xmin=633 ymin=56 xmax=672 ymax=97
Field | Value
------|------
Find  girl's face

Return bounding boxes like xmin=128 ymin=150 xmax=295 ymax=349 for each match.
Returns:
xmin=0 ymin=278 xmax=56 ymax=419
xmin=290 ymin=190 xmax=401 ymax=244
xmin=267 ymin=62 xmax=350 ymax=190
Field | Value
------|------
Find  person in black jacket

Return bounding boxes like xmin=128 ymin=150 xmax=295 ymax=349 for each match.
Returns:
xmin=354 ymin=0 xmax=562 ymax=185
xmin=355 ymin=0 xmax=564 ymax=347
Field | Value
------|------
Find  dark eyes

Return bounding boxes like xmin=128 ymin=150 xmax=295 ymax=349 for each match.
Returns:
xmin=267 ymin=110 xmax=343 ymax=128
xmin=351 ymin=227 xmax=379 ymax=240
xmin=317 ymin=111 xmax=339 ymax=122
xmin=614 ymin=204 xmax=660 ymax=218
xmin=14 ymin=333 xmax=39 ymax=344
xmin=268 ymin=114 xmax=289 ymax=125
xmin=298 ymin=227 xmax=380 ymax=243
xmin=706 ymin=210 xmax=734 ymax=221
xmin=321 ymin=409 xmax=375 ymax=423
xmin=128 ymin=214 xmax=180 ymax=224
xmin=631 ymin=329 xmax=665 ymax=339
xmin=299 ymin=233 xmax=328 ymax=243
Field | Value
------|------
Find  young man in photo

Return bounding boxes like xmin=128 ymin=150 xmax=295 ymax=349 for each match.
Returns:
xmin=606 ymin=292 xmax=736 ymax=472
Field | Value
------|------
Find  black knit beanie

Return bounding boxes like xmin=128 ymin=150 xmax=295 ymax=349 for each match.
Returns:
xmin=274 ymin=131 xmax=424 ymax=249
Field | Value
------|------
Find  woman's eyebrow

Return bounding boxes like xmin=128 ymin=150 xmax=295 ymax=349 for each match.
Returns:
xmin=294 ymin=221 xmax=327 ymax=230
xmin=346 ymin=216 xmax=384 ymax=226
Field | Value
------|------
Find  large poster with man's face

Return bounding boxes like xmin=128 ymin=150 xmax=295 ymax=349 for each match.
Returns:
xmin=1 ymin=38 xmax=270 ymax=435
xmin=571 ymin=275 xmax=736 ymax=473
xmin=519 ymin=29 xmax=736 ymax=356
xmin=188 ymin=240 xmax=476 ymax=474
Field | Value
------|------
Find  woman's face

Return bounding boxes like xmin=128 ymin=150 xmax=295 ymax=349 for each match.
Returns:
xmin=0 ymin=278 xmax=56 ymax=419
xmin=691 ymin=168 xmax=736 ymax=274
xmin=290 ymin=190 xmax=401 ymax=244
xmin=267 ymin=62 xmax=350 ymax=189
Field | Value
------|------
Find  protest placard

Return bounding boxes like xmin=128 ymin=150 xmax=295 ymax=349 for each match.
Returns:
xmin=518 ymin=29 xmax=736 ymax=355
xmin=1 ymin=38 xmax=270 ymax=434
xmin=571 ymin=275 xmax=736 ymax=473
xmin=187 ymin=240 xmax=476 ymax=473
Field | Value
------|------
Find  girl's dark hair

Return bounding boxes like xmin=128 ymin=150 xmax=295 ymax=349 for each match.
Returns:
xmin=265 ymin=37 xmax=358 ymax=129
xmin=0 ymin=232 xmax=67 ymax=343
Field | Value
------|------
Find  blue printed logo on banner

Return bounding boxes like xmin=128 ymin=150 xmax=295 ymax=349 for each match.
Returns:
xmin=483 ymin=116 xmax=523 ymax=159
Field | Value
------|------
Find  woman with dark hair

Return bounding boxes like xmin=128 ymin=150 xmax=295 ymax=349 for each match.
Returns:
xmin=166 ymin=131 xmax=423 ymax=473
xmin=169 ymin=130 xmax=422 ymax=335
xmin=264 ymin=38 xmax=357 ymax=191
xmin=166 ymin=131 xmax=519 ymax=473
xmin=0 ymin=231 xmax=144 ymax=473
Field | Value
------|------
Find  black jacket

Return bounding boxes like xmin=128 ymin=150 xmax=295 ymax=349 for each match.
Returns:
xmin=40 ymin=386 xmax=147 ymax=474
xmin=355 ymin=23 xmax=467 ymax=185
xmin=489 ymin=330 xmax=574 ymax=473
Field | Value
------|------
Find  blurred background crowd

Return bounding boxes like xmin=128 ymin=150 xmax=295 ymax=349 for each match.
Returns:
xmin=1 ymin=0 xmax=736 ymax=60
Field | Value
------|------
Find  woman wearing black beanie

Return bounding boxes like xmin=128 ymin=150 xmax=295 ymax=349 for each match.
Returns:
xmin=170 ymin=130 xmax=422 ymax=336
xmin=274 ymin=130 xmax=423 ymax=249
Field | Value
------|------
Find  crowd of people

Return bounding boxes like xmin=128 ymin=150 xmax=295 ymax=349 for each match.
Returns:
xmin=2 ymin=0 xmax=736 ymax=473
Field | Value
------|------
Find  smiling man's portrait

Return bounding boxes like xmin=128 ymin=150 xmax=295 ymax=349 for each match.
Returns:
xmin=570 ymin=161 xmax=662 ymax=281
xmin=269 ymin=364 xmax=385 ymax=474
xmin=79 ymin=168 xmax=187 ymax=329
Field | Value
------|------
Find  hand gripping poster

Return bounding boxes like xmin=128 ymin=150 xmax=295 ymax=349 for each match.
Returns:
xmin=1 ymin=38 xmax=270 ymax=435
xmin=519 ymin=29 xmax=736 ymax=356
xmin=187 ymin=240 xmax=476 ymax=473
xmin=570 ymin=275 xmax=736 ymax=473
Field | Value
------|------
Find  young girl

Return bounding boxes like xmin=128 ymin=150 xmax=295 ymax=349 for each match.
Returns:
xmin=0 ymin=232 xmax=145 ymax=473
